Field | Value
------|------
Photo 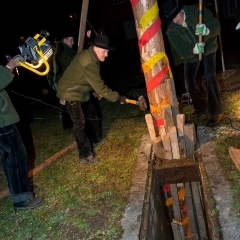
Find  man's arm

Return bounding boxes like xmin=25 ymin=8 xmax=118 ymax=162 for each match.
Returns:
xmin=84 ymin=62 xmax=120 ymax=102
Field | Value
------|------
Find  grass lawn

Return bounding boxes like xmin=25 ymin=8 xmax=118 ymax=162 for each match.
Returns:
xmin=1 ymin=88 xmax=240 ymax=239
xmin=0 ymin=99 xmax=147 ymax=240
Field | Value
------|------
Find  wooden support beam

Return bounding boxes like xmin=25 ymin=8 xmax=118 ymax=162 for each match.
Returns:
xmin=170 ymin=184 xmax=182 ymax=221
xmin=177 ymin=114 xmax=185 ymax=137
xmin=145 ymin=114 xmax=157 ymax=141
xmin=169 ymin=126 xmax=180 ymax=159
xmin=162 ymin=134 xmax=173 ymax=160
xmin=162 ymin=104 xmax=174 ymax=133
xmin=154 ymin=155 xmax=201 ymax=184
xmin=191 ymin=182 xmax=208 ymax=239
xmin=178 ymin=136 xmax=187 ymax=159
xmin=184 ymin=124 xmax=196 ymax=156
xmin=152 ymin=136 xmax=165 ymax=159
xmin=185 ymin=182 xmax=199 ymax=239
xmin=171 ymin=222 xmax=185 ymax=240
xmin=229 ymin=146 xmax=240 ymax=171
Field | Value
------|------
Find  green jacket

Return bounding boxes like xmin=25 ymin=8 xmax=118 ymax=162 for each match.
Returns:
xmin=47 ymin=42 xmax=76 ymax=90
xmin=57 ymin=46 xmax=120 ymax=102
xmin=0 ymin=66 xmax=19 ymax=127
xmin=166 ymin=4 xmax=220 ymax=63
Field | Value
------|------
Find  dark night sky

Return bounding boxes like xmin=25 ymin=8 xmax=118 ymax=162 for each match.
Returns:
xmin=0 ymin=0 xmax=84 ymax=62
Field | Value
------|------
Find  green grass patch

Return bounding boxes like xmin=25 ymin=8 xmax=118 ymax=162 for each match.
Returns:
xmin=0 ymin=100 xmax=147 ymax=239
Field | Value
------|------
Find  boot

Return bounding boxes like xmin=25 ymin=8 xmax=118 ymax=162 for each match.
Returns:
xmin=11 ymin=192 xmax=44 ymax=210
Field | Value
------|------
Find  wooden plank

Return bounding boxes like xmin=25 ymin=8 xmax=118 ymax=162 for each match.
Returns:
xmin=229 ymin=146 xmax=240 ymax=171
xmin=171 ymin=222 xmax=185 ymax=240
xmin=145 ymin=113 xmax=156 ymax=141
xmin=154 ymin=162 xmax=200 ymax=184
xmin=166 ymin=78 xmax=179 ymax=126
xmin=152 ymin=136 xmax=165 ymax=159
xmin=184 ymin=124 xmax=196 ymax=156
xmin=169 ymin=126 xmax=180 ymax=159
xmin=159 ymin=125 xmax=167 ymax=139
xmin=170 ymin=184 xmax=182 ymax=221
xmin=162 ymin=134 xmax=173 ymax=160
xmin=185 ymin=182 xmax=199 ymax=239
xmin=162 ymin=104 xmax=174 ymax=133
xmin=178 ymin=136 xmax=186 ymax=159
xmin=191 ymin=182 xmax=208 ymax=239
xmin=177 ymin=114 xmax=185 ymax=137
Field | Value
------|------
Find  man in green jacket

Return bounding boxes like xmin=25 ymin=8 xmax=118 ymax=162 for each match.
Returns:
xmin=57 ymin=34 xmax=127 ymax=164
xmin=161 ymin=0 xmax=224 ymax=127
xmin=0 ymin=58 xmax=44 ymax=210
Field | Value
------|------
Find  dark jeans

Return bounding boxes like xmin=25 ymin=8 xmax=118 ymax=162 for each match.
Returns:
xmin=82 ymin=100 xmax=102 ymax=145
xmin=61 ymin=104 xmax=73 ymax=130
xmin=184 ymin=52 xmax=223 ymax=117
xmin=15 ymin=121 xmax=35 ymax=184
xmin=65 ymin=101 xmax=93 ymax=159
xmin=0 ymin=124 xmax=31 ymax=202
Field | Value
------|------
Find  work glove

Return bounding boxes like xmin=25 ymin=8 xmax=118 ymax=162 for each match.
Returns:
xmin=236 ymin=22 xmax=240 ymax=30
xmin=193 ymin=43 xmax=205 ymax=54
xmin=195 ymin=24 xmax=210 ymax=36
xmin=119 ymin=95 xmax=127 ymax=104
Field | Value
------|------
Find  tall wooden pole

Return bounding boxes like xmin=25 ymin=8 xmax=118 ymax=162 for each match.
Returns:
xmin=130 ymin=0 xmax=177 ymax=141
xmin=77 ymin=0 xmax=89 ymax=53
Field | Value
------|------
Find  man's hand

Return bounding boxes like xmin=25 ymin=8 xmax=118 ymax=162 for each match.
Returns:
xmin=119 ymin=95 xmax=127 ymax=104
xmin=6 ymin=58 xmax=20 ymax=70
xmin=93 ymin=92 xmax=102 ymax=100
xmin=193 ymin=43 xmax=205 ymax=54
xmin=195 ymin=24 xmax=210 ymax=36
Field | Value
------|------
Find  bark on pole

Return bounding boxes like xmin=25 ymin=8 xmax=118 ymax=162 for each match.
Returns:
xmin=77 ymin=0 xmax=89 ymax=53
xmin=130 ymin=0 xmax=173 ymax=139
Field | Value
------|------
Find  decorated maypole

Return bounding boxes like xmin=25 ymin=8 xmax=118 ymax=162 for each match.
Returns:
xmin=130 ymin=0 xmax=184 ymax=159
xmin=130 ymin=2 xmax=209 ymax=238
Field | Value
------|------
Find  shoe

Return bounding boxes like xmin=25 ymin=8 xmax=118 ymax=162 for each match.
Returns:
xmin=14 ymin=196 xmax=44 ymax=210
xmin=206 ymin=113 xmax=225 ymax=127
xmin=190 ymin=109 xmax=208 ymax=118
xmin=80 ymin=154 xmax=99 ymax=164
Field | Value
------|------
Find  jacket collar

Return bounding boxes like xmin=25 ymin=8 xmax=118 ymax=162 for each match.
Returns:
xmin=88 ymin=46 xmax=99 ymax=63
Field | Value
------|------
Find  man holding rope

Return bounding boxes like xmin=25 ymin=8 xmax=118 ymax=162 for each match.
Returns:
xmin=161 ymin=0 xmax=224 ymax=127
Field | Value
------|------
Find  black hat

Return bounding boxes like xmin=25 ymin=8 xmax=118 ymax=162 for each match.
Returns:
xmin=60 ymin=30 xmax=74 ymax=40
xmin=88 ymin=35 xmax=115 ymax=50
xmin=161 ymin=0 xmax=185 ymax=25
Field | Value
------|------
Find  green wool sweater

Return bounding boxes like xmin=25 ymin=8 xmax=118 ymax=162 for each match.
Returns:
xmin=57 ymin=46 xmax=120 ymax=102
xmin=166 ymin=4 xmax=220 ymax=64
xmin=0 ymin=66 xmax=19 ymax=127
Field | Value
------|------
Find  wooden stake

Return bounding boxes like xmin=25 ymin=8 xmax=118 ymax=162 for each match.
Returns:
xmin=77 ymin=0 xmax=89 ymax=53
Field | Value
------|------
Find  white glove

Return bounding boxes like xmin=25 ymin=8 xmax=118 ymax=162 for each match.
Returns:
xmin=193 ymin=43 xmax=206 ymax=54
xmin=195 ymin=24 xmax=210 ymax=36
xmin=236 ymin=22 xmax=240 ymax=30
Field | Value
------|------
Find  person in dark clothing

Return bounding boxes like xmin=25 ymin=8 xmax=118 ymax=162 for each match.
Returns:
xmin=48 ymin=31 xmax=104 ymax=146
xmin=57 ymin=35 xmax=127 ymax=164
xmin=6 ymin=66 xmax=36 ymax=186
xmin=47 ymin=30 xmax=76 ymax=130
xmin=0 ymin=58 xmax=44 ymax=210
xmin=161 ymin=0 xmax=225 ymax=127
